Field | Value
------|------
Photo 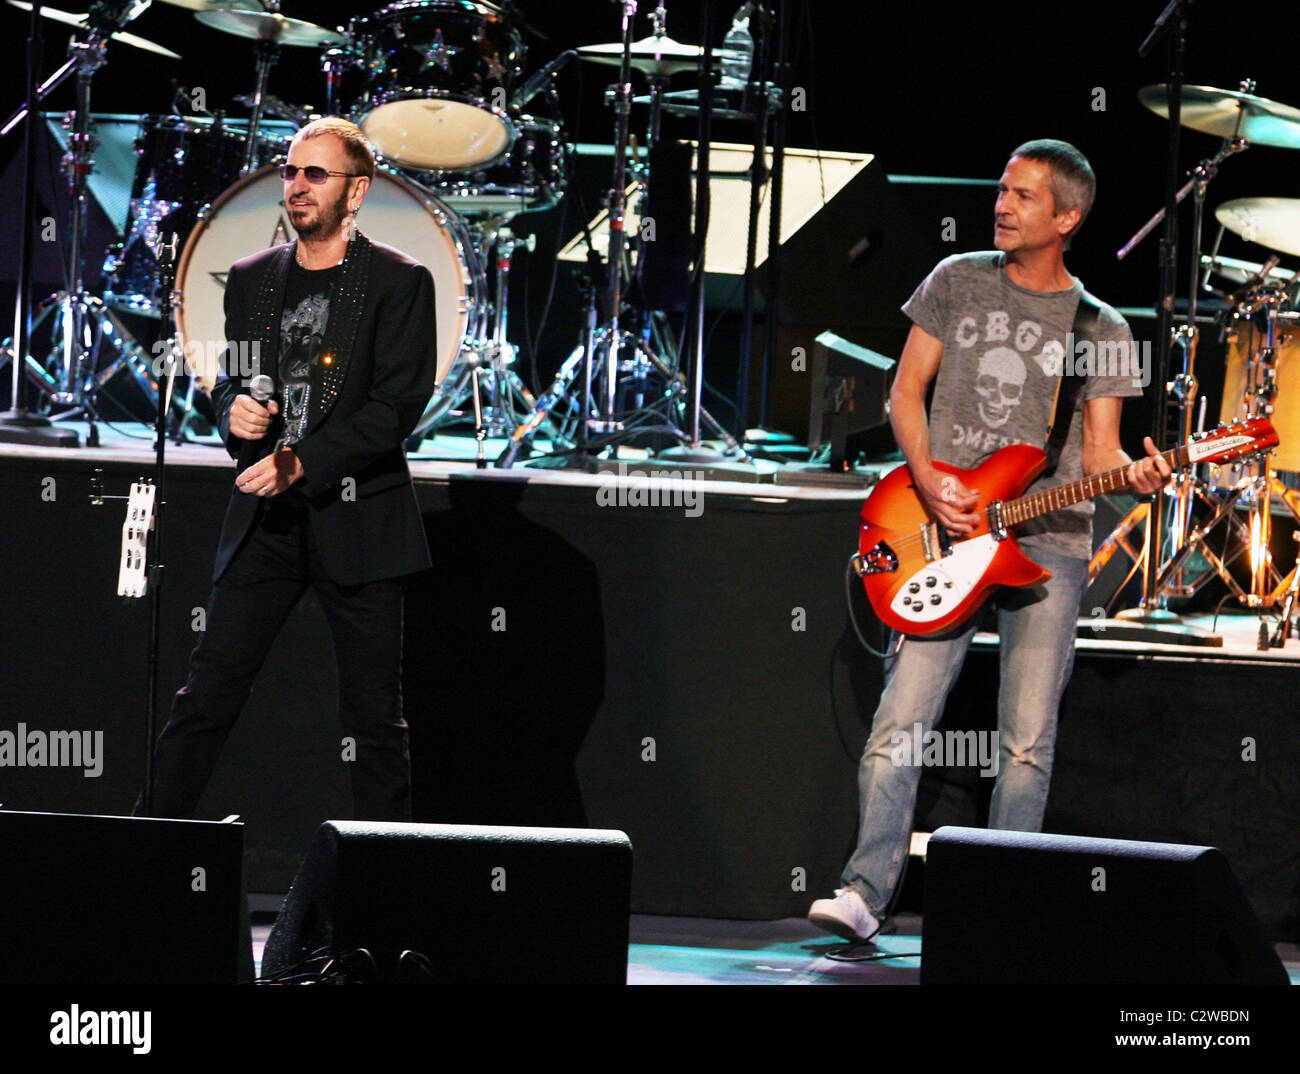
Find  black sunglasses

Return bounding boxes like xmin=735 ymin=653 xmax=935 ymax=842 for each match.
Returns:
xmin=278 ymin=164 xmax=363 ymax=184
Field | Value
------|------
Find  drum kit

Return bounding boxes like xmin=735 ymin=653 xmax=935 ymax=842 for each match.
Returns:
xmin=1099 ymin=80 xmax=1300 ymax=638
xmin=3 ymin=0 xmax=768 ymax=462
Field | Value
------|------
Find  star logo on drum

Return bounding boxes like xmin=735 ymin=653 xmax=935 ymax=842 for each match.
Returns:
xmin=423 ymin=30 xmax=461 ymax=71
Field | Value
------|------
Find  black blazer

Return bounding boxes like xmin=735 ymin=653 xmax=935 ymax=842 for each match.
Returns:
xmin=209 ymin=236 xmax=438 ymax=586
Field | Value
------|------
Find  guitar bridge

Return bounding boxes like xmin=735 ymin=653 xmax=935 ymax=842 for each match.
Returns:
xmin=856 ymin=540 xmax=898 ymax=575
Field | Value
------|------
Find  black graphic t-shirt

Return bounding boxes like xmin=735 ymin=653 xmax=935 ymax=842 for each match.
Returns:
xmin=278 ymin=260 xmax=339 ymax=445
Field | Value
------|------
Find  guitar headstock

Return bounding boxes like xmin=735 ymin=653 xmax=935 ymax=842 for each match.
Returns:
xmin=1186 ymin=416 xmax=1279 ymax=466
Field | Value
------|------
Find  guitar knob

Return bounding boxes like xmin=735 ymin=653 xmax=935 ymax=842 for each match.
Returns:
xmin=908 ymin=582 xmax=921 ymax=593
xmin=925 ymin=576 xmax=938 ymax=587
xmin=930 ymin=594 xmax=942 ymax=606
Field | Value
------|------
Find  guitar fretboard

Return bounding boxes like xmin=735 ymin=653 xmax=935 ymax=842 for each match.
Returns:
xmin=999 ymin=444 xmax=1189 ymax=527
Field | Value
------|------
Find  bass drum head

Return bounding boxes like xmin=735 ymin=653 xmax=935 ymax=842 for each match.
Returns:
xmin=174 ymin=164 xmax=481 ymax=390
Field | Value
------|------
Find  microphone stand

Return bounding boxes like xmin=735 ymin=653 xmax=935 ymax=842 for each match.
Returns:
xmin=140 ymin=232 xmax=180 ymax=816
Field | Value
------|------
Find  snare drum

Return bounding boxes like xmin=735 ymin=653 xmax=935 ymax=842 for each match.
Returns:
xmin=426 ymin=115 xmax=566 ymax=216
xmin=102 ymin=115 xmax=276 ymax=316
xmin=349 ymin=0 xmax=524 ymax=172
xmin=173 ymin=165 xmax=486 ymax=391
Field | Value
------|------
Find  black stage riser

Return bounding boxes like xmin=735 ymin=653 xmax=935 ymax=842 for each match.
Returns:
xmin=2 ymin=454 xmax=1296 ymax=936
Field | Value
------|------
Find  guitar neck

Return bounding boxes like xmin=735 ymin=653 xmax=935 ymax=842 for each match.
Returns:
xmin=1001 ymin=444 xmax=1187 ymax=526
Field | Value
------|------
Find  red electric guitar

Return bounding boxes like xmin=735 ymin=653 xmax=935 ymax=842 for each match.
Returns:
xmin=855 ymin=417 xmax=1278 ymax=636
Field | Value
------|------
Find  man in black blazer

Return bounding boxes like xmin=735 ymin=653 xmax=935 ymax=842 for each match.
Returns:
xmin=138 ymin=117 xmax=438 ymax=821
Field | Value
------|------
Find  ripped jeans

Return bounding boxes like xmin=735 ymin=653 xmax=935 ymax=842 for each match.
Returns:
xmin=841 ymin=549 xmax=1088 ymax=919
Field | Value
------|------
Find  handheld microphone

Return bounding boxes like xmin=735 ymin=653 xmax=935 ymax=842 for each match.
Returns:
xmin=250 ymin=374 xmax=275 ymax=404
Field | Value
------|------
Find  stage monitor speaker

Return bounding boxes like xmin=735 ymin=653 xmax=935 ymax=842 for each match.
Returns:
xmin=262 ymin=821 xmax=633 ymax=985
xmin=922 ymin=826 xmax=1288 ymax=985
xmin=808 ymin=330 xmax=896 ymax=461
xmin=0 ymin=810 xmax=248 ymax=985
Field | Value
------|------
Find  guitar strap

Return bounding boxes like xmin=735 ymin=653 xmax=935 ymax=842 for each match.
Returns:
xmin=1043 ymin=290 xmax=1103 ymax=477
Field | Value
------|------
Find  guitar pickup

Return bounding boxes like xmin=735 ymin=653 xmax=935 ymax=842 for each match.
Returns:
xmin=856 ymin=540 xmax=898 ymax=575
xmin=921 ymin=521 xmax=953 ymax=562
xmin=987 ymin=500 xmax=1007 ymax=541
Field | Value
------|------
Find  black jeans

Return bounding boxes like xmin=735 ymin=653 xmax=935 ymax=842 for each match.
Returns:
xmin=138 ymin=494 xmax=411 ymax=821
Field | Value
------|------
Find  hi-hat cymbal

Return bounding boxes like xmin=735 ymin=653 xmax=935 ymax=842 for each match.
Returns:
xmin=1139 ymin=84 xmax=1300 ymax=149
xmin=5 ymin=0 xmax=180 ymax=58
xmin=1216 ymin=198 xmax=1300 ymax=257
xmin=578 ymin=34 xmax=714 ymax=77
xmin=195 ymin=8 xmax=343 ymax=48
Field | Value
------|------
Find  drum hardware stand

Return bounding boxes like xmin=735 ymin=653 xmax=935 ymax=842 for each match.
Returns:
xmin=241 ymin=39 xmax=282 ymax=174
xmin=658 ymin=0 xmax=738 ymax=466
xmin=3 ymin=11 xmax=161 ymax=446
xmin=496 ymin=1 xmax=749 ymax=468
xmin=406 ymin=223 xmax=544 ymax=448
xmin=732 ymin=1 xmax=775 ymax=441
xmin=587 ymin=0 xmax=639 ymax=440
xmin=0 ymin=0 xmax=74 ymax=445
xmin=754 ymin=0 xmax=791 ymax=445
xmin=1266 ymin=532 xmax=1300 ymax=648
xmin=1094 ymin=57 xmax=1254 ymax=641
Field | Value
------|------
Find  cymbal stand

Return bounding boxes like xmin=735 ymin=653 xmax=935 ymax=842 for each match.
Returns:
xmin=587 ymin=0 xmax=638 ymax=438
xmin=242 ymin=40 xmax=281 ymax=175
xmin=25 ymin=29 xmax=157 ymax=442
xmin=1098 ymin=94 xmax=1250 ymax=638
xmin=495 ymin=1 xmax=749 ymax=467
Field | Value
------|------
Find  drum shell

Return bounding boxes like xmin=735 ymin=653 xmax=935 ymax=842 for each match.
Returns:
xmin=350 ymin=0 xmax=524 ymax=172
xmin=1218 ymin=324 xmax=1300 ymax=473
xmin=424 ymin=116 xmax=567 ymax=216
xmin=103 ymin=116 xmax=277 ymax=316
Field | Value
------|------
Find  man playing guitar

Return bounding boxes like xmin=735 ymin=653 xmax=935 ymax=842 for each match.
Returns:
xmin=808 ymin=139 xmax=1172 ymax=942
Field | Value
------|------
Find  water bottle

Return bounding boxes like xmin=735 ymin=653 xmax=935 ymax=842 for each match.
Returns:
xmin=720 ymin=3 xmax=754 ymax=91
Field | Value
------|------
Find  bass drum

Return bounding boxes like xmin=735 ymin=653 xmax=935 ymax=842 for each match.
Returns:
xmin=173 ymin=165 xmax=485 ymax=397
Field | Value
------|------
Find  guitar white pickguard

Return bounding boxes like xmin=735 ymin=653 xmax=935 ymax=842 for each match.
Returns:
xmin=888 ymin=533 xmax=1000 ymax=626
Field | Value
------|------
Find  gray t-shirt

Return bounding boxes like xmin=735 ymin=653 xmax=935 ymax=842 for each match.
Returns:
xmin=902 ymin=251 xmax=1144 ymax=560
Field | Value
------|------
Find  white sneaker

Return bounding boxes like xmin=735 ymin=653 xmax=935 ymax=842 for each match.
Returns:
xmin=808 ymin=887 xmax=881 ymax=942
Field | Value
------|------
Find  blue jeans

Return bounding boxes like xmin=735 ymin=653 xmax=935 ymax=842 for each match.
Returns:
xmin=841 ymin=548 xmax=1088 ymax=918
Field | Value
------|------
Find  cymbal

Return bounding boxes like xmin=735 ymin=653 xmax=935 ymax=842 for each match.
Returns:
xmin=1216 ymin=197 xmax=1300 ymax=257
xmin=1139 ymin=84 xmax=1300 ymax=149
xmin=5 ymin=0 xmax=181 ymax=58
xmin=1202 ymin=252 xmax=1297 ymax=285
xmin=195 ymin=8 xmax=343 ymax=48
xmin=155 ymin=0 xmax=259 ymax=9
xmin=578 ymin=34 xmax=714 ymax=77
